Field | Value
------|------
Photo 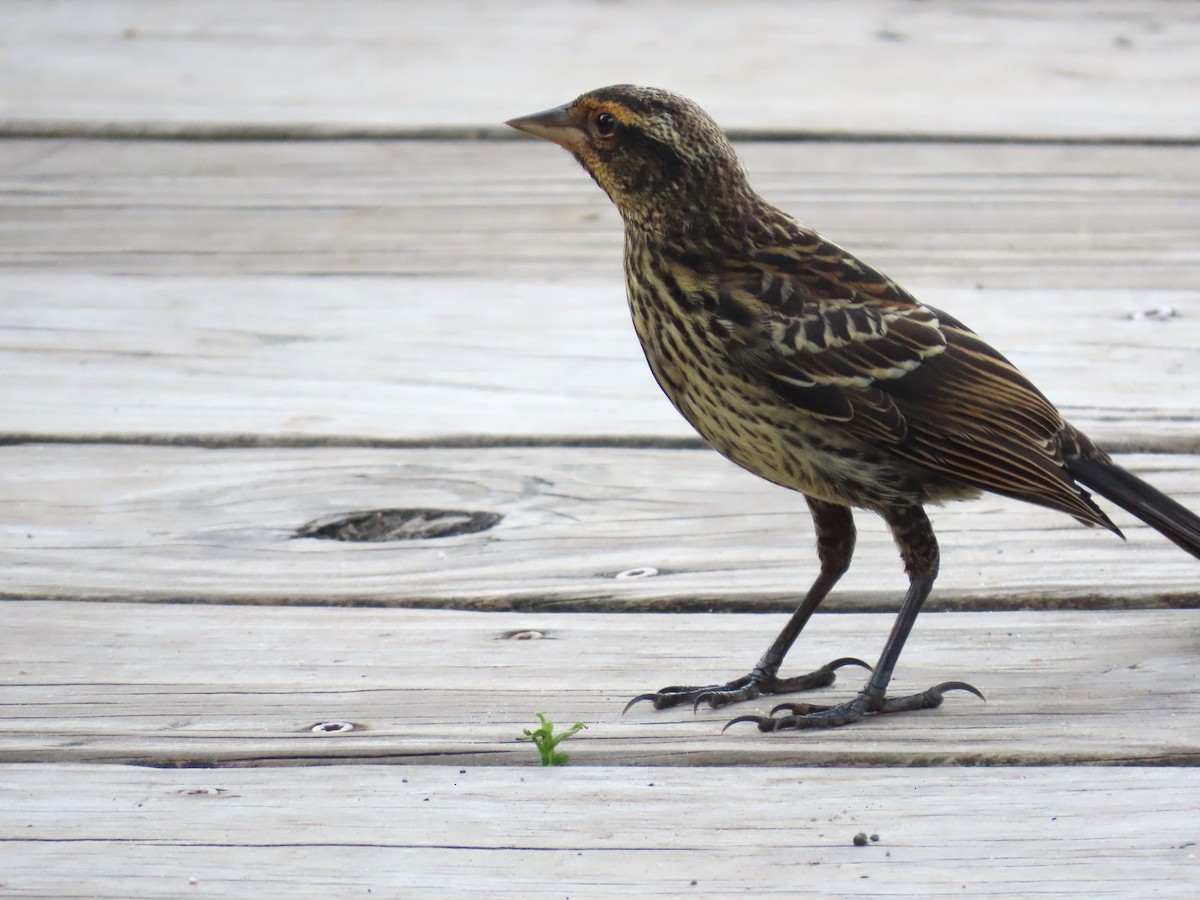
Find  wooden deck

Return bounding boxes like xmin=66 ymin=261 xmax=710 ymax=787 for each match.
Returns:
xmin=1 ymin=2 xmax=1198 ymax=896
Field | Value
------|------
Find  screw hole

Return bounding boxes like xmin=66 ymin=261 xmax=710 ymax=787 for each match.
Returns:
xmin=615 ymin=567 xmax=659 ymax=580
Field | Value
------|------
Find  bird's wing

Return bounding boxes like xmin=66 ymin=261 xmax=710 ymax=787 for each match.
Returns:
xmin=713 ymin=232 xmax=1114 ymax=527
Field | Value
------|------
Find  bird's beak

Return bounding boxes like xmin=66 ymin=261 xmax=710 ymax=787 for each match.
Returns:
xmin=505 ymin=103 xmax=587 ymax=152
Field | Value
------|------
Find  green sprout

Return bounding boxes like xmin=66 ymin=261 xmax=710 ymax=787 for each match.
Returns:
xmin=519 ymin=712 xmax=587 ymax=766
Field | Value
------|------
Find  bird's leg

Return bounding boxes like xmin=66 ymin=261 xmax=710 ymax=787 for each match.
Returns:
xmin=624 ymin=498 xmax=870 ymax=713
xmin=727 ymin=505 xmax=983 ymax=731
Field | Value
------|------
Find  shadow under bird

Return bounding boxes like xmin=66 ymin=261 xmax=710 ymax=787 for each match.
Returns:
xmin=506 ymin=85 xmax=1200 ymax=731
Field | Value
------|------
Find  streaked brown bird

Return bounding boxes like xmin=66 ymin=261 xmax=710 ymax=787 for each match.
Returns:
xmin=506 ymin=85 xmax=1200 ymax=731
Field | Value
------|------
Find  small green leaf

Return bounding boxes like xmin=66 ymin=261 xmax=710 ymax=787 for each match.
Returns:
xmin=518 ymin=712 xmax=587 ymax=766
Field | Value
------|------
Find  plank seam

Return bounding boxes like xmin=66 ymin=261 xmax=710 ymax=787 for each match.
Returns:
xmin=2 ymin=122 xmax=1199 ymax=146
xmin=1 ymin=590 xmax=1195 ymax=612
xmin=2 ymin=433 xmax=1198 ymax=455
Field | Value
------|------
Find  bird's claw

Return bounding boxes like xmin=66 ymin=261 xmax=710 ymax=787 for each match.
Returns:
xmin=622 ymin=692 xmax=670 ymax=714
xmin=622 ymin=657 xmax=870 ymax=715
xmin=768 ymin=700 xmax=830 ymax=717
xmin=721 ymin=714 xmax=774 ymax=733
xmin=728 ymin=680 xmax=985 ymax=732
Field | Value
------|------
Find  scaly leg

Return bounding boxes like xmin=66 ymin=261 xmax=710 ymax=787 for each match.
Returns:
xmin=726 ymin=504 xmax=983 ymax=731
xmin=625 ymin=498 xmax=870 ymax=713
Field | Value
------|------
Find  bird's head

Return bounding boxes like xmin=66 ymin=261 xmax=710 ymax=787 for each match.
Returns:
xmin=506 ymin=85 xmax=758 ymax=241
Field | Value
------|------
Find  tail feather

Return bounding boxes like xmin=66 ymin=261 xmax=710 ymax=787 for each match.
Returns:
xmin=1067 ymin=455 xmax=1200 ymax=560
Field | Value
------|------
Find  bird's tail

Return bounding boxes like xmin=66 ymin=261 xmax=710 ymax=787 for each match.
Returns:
xmin=1067 ymin=455 xmax=1200 ymax=559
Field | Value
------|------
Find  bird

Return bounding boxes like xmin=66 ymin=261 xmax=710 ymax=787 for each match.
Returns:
xmin=505 ymin=85 xmax=1200 ymax=731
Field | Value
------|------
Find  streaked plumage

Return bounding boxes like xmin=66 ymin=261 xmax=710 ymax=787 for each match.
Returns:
xmin=507 ymin=85 xmax=1200 ymax=731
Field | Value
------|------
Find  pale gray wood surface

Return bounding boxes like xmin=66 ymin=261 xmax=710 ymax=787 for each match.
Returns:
xmin=1 ymin=763 xmax=1196 ymax=898
xmin=4 ymin=2 xmax=1197 ymax=897
xmin=2 ymin=275 xmax=1198 ymax=447
xmin=1 ymin=445 xmax=1197 ymax=608
xmin=2 ymin=602 xmax=1197 ymax=767
xmin=3 ymin=0 xmax=1198 ymax=139
xmin=4 ymin=140 xmax=1199 ymax=288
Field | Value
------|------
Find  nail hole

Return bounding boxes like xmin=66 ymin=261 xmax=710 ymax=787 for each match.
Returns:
xmin=615 ymin=567 xmax=659 ymax=580
xmin=310 ymin=721 xmax=356 ymax=734
xmin=295 ymin=508 xmax=502 ymax=542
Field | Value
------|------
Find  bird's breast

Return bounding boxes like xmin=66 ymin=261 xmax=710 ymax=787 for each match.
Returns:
xmin=621 ymin=240 xmax=937 ymax=510
xmin=624 ymin=246 xmax=828 ymax=494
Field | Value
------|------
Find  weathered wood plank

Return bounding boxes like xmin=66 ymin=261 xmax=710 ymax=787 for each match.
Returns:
xmin=1 ymin=603 xmax=1197 ymax=766
xmin=3 ymin=140 xmax=1198 ymax=287
xmin=3 ymin=1 xmax=1198 ymax=139
xmin=1 ymin=276 xmax=1197 ymax=447
xmin=1 ymin=764 xmax=1196 ymax=898
xmin=0 ymin=446 xmax=1197 ymax=608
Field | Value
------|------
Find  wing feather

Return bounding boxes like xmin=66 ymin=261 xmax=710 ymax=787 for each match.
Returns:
xmin=711 ymin=231 xmax=1112 ymax=526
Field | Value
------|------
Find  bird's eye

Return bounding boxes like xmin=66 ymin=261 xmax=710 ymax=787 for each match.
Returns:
xmin=595 ymin=111 xmax=617 ymax=136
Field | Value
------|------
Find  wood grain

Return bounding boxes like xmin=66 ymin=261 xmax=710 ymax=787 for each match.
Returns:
xmin=3 ymin=0 xmax=1198 ymax=139
xmin=1 ymin=602 xmax=1198 ymax=767
xmin=1 ymin=763 xmax=1197 ymax=897
xmin=2 ymin=275 xmax=1197 ymax=447
xmin=0 ymin=445 xmax=1197 ymax=608
xmin=3 ymin=140 xmax=1199 ymax=287
xmin=5 ymin=3 xmax=1197 ymax=895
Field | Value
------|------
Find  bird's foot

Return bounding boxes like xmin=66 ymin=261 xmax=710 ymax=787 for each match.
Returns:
xmin=623 ymin=657 xmax=870 ymax=714
xmin=724 ymin=680 xmax=984 ymax=732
